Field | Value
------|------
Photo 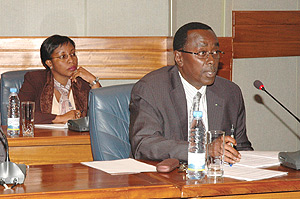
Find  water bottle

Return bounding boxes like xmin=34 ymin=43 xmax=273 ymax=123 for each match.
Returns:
xmin=7 ymin=88 xmax=20 ymax=137
xmin=187 ymin=111 xmax=206 ymax=180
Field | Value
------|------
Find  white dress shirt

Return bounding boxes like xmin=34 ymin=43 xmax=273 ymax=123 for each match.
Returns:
xmin=179 ymin=72 xmax=208 ymax=132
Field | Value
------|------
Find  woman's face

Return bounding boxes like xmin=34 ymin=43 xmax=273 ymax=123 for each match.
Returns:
xmin=46 ymin=42 xmax=78 ymax=83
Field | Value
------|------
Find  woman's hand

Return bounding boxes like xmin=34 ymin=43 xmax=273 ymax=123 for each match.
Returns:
xmin=70 ymin=67 xmax=101 ymax=88
xmin=52 ymin=110 xmax=82 ymax=124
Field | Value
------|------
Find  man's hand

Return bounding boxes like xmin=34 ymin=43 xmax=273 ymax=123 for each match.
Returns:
xmin=224 ymin=135 xmax=241 ymax=164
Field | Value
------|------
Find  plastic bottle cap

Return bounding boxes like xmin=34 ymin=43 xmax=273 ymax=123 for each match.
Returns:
xmin=193 ymin=111 xmax=203 ymax=118
xmin=10 ymin=88 xmax=17 ymax=93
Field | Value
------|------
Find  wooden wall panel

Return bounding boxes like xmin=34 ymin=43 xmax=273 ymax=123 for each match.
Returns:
xmin=234 ymin=25 xmax=300 ymax=42
xmin=233 ymin=11 xmax=300 ymax=58
xmin=0 ymin=36 xmax=232 ymax=80
xmin=0 ymin=37 xmax=172 ymax=79
xmin=218 ymin=37 xmax=232 ymax=81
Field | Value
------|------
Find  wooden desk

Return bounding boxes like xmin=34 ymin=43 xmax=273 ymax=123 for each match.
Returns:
xmin=4 ymin=126 xmax=93 ymax=165
xmin=0 ymin=163 xmax=180 ymax=199
xmin=0 ymin=162 xmax=299 ymax=198
xmin=161 ymin=165 xmax=300 ymax=198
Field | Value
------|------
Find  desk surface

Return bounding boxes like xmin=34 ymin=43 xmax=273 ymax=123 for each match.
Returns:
xmin=179 ymin=165 xmax=300 ymax=198
xmin=2 ymin=127 xmax=300 ymax=198
xmin=6 ymin=126 xmax=90 ymax=146
xmin=4 ymin=126 xmax=93 ymax=165
xmin=0 ymin=162 xmax=299 ymax=199
xmin=0 ymin=163 xmax=180 ymax=199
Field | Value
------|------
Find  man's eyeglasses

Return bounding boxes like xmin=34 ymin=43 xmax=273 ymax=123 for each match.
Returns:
xmin=177 ymin=49 xmax=224 ymax=59
xmin=51 ymin=52 xmax=77 ymax=61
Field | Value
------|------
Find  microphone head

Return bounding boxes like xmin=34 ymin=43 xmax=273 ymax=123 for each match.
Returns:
xmin=253 ymin=80 xmax=265 ymax=91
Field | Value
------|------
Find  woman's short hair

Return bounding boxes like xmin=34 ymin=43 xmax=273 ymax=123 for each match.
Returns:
xmin=173 ymin=22 xmax=213 ymax=51
xmin=40 ymin=35 xmax=75 ymax=69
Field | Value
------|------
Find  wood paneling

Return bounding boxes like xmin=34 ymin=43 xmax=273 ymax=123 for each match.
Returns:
xmin=218 ymin=37 xmax=232 ymax=80
xmin=0 ymin=36 xmax=232 ymax=81
xmin=233 ymin=11 xmax=300 ymax=25
xmin=233 ymin=11 xmax=300 ymax=58
xmin=6 ymin=126 xmax=93 ymax=165
xmin=0 ymin=37 xmax=172 ymax=80
xmin=9 ymin=145 xmax=92 ymax=165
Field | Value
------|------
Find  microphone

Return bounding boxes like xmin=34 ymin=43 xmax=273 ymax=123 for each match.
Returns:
xmin=254 ymin=80 xmax=300 ymax=170
xmin=0 ymin=127 xmax=26 ymax=187
xmin=253 ymin=80 xmax=300 ymax=123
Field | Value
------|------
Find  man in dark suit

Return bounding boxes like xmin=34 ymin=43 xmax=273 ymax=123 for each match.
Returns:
xmin=129 ymin=22 xmax=253 ymax=164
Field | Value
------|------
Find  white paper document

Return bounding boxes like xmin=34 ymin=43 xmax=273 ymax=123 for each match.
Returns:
xmin=223 ymin=164 xmax=287 ymax=181
xmin=35 ymin=123 xmax=68 ymax=129
xmin=237 ymin=151 xmax=280 ymax=168
xmin=223 ymin=151 xmax=287 ymax=181
xmin=81 ymin=158 xmax=157 ymax=175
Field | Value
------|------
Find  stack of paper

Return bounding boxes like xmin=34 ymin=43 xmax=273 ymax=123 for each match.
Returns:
xmin=35 ymin=123 xmax=68 ymax=129
xmin=236 ymin=151 xmax=280 ymax=168
xmin=223 ymin=151 xmax=287 ymax=181
xmin=81 ymin=151 xmax=288 ymax=181
xmin=81 ymin=158 xmax=157 ymax=175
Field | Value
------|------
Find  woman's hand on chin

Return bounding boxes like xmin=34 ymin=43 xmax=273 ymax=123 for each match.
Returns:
xmin=70 ymin=67 xmax=101 ymax=88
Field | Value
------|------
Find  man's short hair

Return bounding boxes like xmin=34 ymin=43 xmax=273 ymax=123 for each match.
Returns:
xmin=173 ymin=22 xmax=213 ymax=51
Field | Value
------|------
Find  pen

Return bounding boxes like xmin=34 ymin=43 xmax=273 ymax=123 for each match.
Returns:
xmin=229 ymin=124 xmax=234 ymax=167
xmin=230 ymin=124 xmax=234 ymax=148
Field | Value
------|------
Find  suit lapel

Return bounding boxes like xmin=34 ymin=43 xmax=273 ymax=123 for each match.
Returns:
xmin=207 ymin=85 xmax=225 ymax=130
xmin=72 ymin=79 xmax=89 ymax=117
xmin=167 ymin=68 xmax=226 ymax=138
xmin=40 ymin=70 xmax=54 ymax=114
xmin=169 ymin=66 xmax=188 ymax=140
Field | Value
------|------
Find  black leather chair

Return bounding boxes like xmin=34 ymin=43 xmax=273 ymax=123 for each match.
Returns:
xmin=0 ymin=70 xmax=38 ymax=125
xmin=89 ymin=84 xmax=134 ymax=161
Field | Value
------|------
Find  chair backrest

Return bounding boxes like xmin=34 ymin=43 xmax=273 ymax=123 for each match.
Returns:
xmin=0 ymin=70 xmax=37 ymax=125
xmin=88 ymin=83 xmax=134 ymax=161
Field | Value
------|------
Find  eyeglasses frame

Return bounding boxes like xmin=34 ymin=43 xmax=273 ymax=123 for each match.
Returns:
xmin=51 ymin=52 xmax=78 ymax=61
xmin=177 ymin=49 xmax=224 ymax=59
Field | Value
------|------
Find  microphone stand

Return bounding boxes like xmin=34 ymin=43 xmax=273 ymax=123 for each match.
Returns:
xmin=0 ymin=127 xmax=26 ymax=188
xmin=262 ymin=88 xmax=300 ymax=123
xmin=258 ymin=85 xmax=300 ymax=170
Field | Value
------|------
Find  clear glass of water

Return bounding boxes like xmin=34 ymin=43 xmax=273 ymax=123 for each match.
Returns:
xmin=21 ymin=101 xmax=35 ymax=137
xmin=206 ymin=130 xmax=225 ymax=177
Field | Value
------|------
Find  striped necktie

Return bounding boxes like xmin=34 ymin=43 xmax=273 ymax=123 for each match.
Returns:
xmin=189 ymin=92 xmax=202 ymax=126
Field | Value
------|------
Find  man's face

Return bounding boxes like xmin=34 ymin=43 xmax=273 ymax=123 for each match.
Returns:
xmin=175 ymin=29 xmax=220 ymax=89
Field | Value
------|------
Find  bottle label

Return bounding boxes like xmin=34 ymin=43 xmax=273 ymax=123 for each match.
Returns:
xmin=188 ymin=152 xmax=205 ymax=171
xmin=7 ymin=118 xmax=20 ymax=130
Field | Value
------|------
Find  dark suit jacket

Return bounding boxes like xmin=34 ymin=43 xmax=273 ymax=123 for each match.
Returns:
xmin=19 ymin=70 xmax=90 ymax=124
xmin=0 ymin=130 xmax=6 ymax=162
xmin=129 ymin=65 xmax=253 ymax=161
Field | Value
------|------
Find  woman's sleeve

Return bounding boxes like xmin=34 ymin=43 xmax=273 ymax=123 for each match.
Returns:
xmin=19 ymin=72 xmax=56 ymax=124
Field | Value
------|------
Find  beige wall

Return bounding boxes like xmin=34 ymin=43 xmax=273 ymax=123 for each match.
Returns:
xmin=231 ymin=0 xmax=300 ymax=152
xmin=1 ymin=0 xmax=300 ymax=152
xmin=86 ymin=0 xmax=169 ymax=36
xmin=171 ymin=0 xmax=225 ymax=36
xmin=0 ymin=0 xmax=169 ymax=36
xmin=0 ymin=0 xmax=86 ymax=36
